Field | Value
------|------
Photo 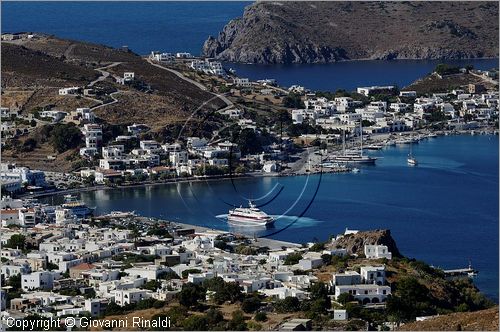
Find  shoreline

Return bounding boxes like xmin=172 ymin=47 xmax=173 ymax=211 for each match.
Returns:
xmin=222 ymin=56 xmax=500 ymax=67
xmin=28 ymin=129 xmax=498 ymax=200
xmin=168 ymin=219 xmax=302 ymax=250
xmin=28 ymin=173 xmax=274 ymax=199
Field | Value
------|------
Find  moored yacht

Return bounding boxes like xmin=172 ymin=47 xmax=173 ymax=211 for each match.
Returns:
xmin=228 ymin=201 xmax=274 ymax=226
xmin=330 ymin=123 xmax=377 ymax=165
xmin=62 ymin=195 xmax=94 ymax=218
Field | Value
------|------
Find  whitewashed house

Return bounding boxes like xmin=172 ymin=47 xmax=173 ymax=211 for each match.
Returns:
xmin=364 ymin=245 xmax=392 ymax=260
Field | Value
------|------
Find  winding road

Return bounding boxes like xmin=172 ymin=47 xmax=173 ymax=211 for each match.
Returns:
xmin=146 ymin=58 xmax=234 ymax=109
xmin=89 ymin=62 xmax=122 ymax=87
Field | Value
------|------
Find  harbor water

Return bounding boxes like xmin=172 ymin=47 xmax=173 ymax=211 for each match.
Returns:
xmin=67 ymin=135 xmax=499 ymax=301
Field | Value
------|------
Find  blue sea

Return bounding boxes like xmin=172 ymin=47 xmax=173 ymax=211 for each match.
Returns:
xmin=4 ymin=2 xmax=499 ymax=300
xmin=2 ymin=1 xmax=498 ymax=91
xmin=47 ymin=136 xmax=499 ymax=301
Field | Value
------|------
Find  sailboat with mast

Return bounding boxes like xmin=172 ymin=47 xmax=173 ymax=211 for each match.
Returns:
xmin=330 ymin=121 xmax=377 ymax=165
xmin=407 ymin=141 xmax=418 ymax=166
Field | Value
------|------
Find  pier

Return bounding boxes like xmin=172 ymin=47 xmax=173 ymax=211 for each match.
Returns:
xmin=443 ymin=266 xmax=478 ymax=280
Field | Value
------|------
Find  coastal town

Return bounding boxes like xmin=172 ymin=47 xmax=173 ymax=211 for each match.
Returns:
xmin=1 ymin=30 xmax=499 ymax=331
xmin=0 ymin=193 xmax=493 ymax=330
xmin=1 ymin=33 xmax=499 ymax=195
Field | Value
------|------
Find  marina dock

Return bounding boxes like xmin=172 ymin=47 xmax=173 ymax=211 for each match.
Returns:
xmin=443 ymin=266 xmax=479 ymax=280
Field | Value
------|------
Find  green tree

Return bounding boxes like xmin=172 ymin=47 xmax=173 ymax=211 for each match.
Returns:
xmin=50 ymin=123 xmax=82 ymax=153
xmin=236 ymin=128 xmax=261 ymax=155
xmin=228 ymin=310 xmax=247 ymax=331
xmin=7 ymin=274 xmax=22 ymax=290
xmin=204 ymin=277 xmax=242 ymax=304
xmin=205 ymin=308 xmax=224 ymax=326
xmin=241 ymin=296 xmax=261 ymax=313
xmin=435 ymin=63 xmax=460 ymax=76
xmin=6 ymin=234 xmax=26 ymax=250
xmin=254 ymin=312 xmax=267 ymax=322
xmin=165 ymin=306 xmax=188 ymax=328
xmin=142 ymin=280 xmax=162 ymax=291
xmin=274 ymin=297 xmax=300 ymax=313
xmin=181 ymin=268 xmax=202 ymax=279
xmin=309 ymin=242 xmax=325 ymax=252
xmin=183 ymin=315 xmax=208 ymax=330
xmin=283 ymin=93 xmax=305 ymax=108
xmin=178 ymin=282 xmax=205 ymax=308
xmin=83 ymin=175 xmax=95 ymax=186
xmin=337 ymin=292 xmax=355 ymax=305
xmin=284 ymin=253 xmax=302 ymax=265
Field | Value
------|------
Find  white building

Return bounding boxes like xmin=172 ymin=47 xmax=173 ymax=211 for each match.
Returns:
xmin=170 ymin=151 xmax=188 ymax=166
xmin=59 ymin=87 xmax=80 ymax=95
xmin=357 ymin=86 xmax=395 ymax=97
xmin=124 ymin=265 xmax=169 ymax=281
xmin=127 ymin=123 xmax=149 ymax=135
xmin=1 ymin=164 xmax=46 ymax=187
xmin=364 ymin=245 xmax=392 ymax=260
xmin=234 ymin=78 xmax=251 ymax=88
xmin=399 ymin=91 xmax=417 ymax=98
xmin=335 ymin=284 xmax=391 ymax=304
xmin=176 ymin=52 xmax=192 ymax=58
xmin=331 ymin=271 xmax=362 ymax=286
xmin=76 ymin=108 xmax=95 ymax=122
xmin=190 ymin=59 xmax=224 ymax=76
xmin=102 ymin=145 xmax=124 ymax=160
xmin=333 ymin=309 xmax=348 ymax=321
xmin=21 ymin=271 xmax=55 ymax=291
xmin=360 ymin=266 xmax=386 ymax=285
xmin=40 ymin=110 xmax=67 ymax=122
xmin=150 ymin=51 xmax=174 ymax=62
xmin=81 ymin=124 xmax=103 ymax=149
xmin=188 ymin=272 xmax=215 ymax=285
xmin=113 ymin=289 xmax=151 ymax=306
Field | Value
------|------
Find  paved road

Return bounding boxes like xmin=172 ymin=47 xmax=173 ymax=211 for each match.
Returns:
xmin=90 ymin=91 xmax=121 ymax=111
xmin=146 ymin=58 xmax=233 ymax=108
xmin=470 ymin=72 xmax=499 ymax=86
xmin=146 ymin=58 xmax=207 ymax=90
xmin=89 ymin=62 xmax=122 ymax=87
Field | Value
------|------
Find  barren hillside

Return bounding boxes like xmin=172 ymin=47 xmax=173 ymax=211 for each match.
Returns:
xmin=204 ymin=1 xmax=499 ymax=64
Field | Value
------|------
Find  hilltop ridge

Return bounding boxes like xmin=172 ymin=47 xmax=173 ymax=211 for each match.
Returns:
xmin=203 ymin=1 xmax=499 ymax=64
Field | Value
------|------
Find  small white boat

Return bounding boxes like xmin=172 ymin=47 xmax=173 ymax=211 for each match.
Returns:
xmin=351 ymin=168 xmax=360 ymax=173
xmin=407 ymin=156 xmax=418 ymax=166
xmin=407 ymin=143 xmax=418 ymax=166
xmin=107 ymin=211 xmax=136 ymax=218
xmin=364 ymin=144 xmax=384 ymax=150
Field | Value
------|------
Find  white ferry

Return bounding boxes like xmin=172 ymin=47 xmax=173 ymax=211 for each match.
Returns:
xmin=228 ymin=201 xmax=274 ymax=226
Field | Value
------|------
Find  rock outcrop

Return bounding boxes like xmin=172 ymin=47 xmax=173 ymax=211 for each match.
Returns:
xmin=332 ymin=229 xmax=402 ymax=257
xmin=203 ymin=1 xmax=499 ymax=64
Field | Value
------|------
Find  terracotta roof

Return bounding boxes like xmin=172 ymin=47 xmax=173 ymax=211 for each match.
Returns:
xmin=70 ymin=263 xmax=95 ymax=270
xmin=1 ymin=209 xmax=19 ymax=214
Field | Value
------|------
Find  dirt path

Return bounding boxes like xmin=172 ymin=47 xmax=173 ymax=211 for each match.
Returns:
xmin=63 ymin=43 xmax=76 ymax=58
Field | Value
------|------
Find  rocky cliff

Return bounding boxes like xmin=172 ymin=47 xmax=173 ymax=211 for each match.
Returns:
xmin=332 ymin=229 xmax=402 ymax=257
xmin=203 ymin=1 xmax=499 ymax=64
